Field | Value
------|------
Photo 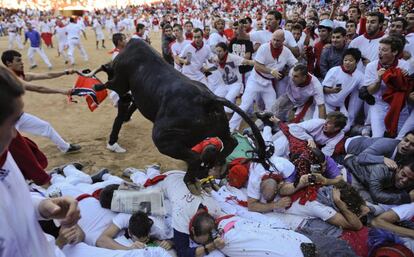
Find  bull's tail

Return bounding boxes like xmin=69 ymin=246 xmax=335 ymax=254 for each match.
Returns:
xmin=217 ymin=97 xmax=270 ymax=170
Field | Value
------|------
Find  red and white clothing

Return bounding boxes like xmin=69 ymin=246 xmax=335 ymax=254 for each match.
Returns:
xmin=363 ymin=59 xmax=413 ymax=137
xmin=170 ymin=39 xmax=191 ymax=71
xmin=66 ymin=22 xmax=88 ymax=65
xmin=0 ymin=152 xmax=59 ymax=257
xmin=214 ymin=53 xmax=245 ymax=112
xmin=228 ymin=43 xmax=297 ymax=131
xmin=249 ymin=29 xmax=298 ymax=49
xmin=92 ymin=19 xmax=105 ymax=41
xmin=180 ymin=42 xmax=212 ymax=86
xmin=349 ymin=34 xmax=385 ymax=70
xmin=322 ymin=66 xmax=364 ymax=131
xmin=55 ymin=25 xmax=68 ymax=61
xmin=272 ymin=119 xmax=345 ymax=157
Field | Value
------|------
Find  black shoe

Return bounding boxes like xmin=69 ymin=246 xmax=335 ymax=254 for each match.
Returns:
xmin=65 ymin=144 xmax=81 ymax=154
xmin=49 ymin=162 xmax=84 ymax=176
xmin=91 ymin=168 xmax=110 ymax=183
xmin=255 ymin=111 xmax=274 ymax=127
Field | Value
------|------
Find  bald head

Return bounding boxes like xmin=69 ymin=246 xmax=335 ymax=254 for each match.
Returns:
xmin=271 ymin=29 xmax=285 ymax=49
xmin=260 ymin=178 xmax=278 ymax=202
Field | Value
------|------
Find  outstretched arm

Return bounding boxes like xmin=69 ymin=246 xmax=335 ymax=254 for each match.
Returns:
xmin=25 ymin=69 xmax=78 ymax=81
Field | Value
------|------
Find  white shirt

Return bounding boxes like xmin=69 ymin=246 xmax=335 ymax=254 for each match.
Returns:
xmin=349 ymin=34 xmax=385 ymax=65
xmin=252 ymin=43 xmax=297 ymax=85
xmin=286 ymin=72 xmax=324 ymax=107
xmin=392 ymin=203 xmax=414 ymax=221
xmin=92 ymin=19 xmax=104 ymax=35
xmin=249 ymin=29 xmax=298 ymax=49
xmin=207 ymin=32 xmax=227 ymax=52
xmin=180 ymin=43 xmax=212 ymax=81
xmin=39 ymin=21 xmax=51 ymax=33
xmin=55 ymin=26 xmax=67 ymax=43
xmin=322 ymin=66 xmax=364 ymax=107
xmin=0 ymin=152 xmax=57 ymax=257
xmin=171 ymin=39 xmax=191 ymax=71
xmin=160 ymin=171 xmax=222 ymax=234
xmin=247 ymin=156 xmax=295 ymax=201
xmin=363 ymin=59 xmax=411 ymax=100
xmin=66 ymin=22 xmax=83 ymax=40
xmin=217 ymin=53 xmax=244 ymax=85
xmin=404 ymin=33 xmax=414 ymax=60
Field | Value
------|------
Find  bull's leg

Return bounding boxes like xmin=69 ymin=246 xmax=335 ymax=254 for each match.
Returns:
xmin=152 ymin=126 xmax=206 ymax=194
xmin=218 ymin=134 xmax=238 ymax=162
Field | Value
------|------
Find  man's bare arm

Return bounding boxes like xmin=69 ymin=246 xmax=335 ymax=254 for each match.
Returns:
xmin=25 ymin=69 xmax=77 ymax=81
xmin=371 ymin=210 xmax=414 ymax=238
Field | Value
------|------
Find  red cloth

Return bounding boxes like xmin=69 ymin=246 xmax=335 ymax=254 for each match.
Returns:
xmin=227 ymin=158 xmax=250 ymax=188
xmin=73 ymin=74 xmax=108 ymax=112
xmin=289 ymin=186 xmax=319 ymax=205
xmin=363 ymin=31 xmax=385 ymax=40
xmin=270 ymin=43 xmax=283 ymax=60
xmin=292 ymin=97 xmax=314 ymax=123
xmin=92 ymin=188 xmax=103 ymax=199
xmin=313 ymin=41 xmax=327 ymax=77
xmin=223 ymin=29 xmax=234 ymax=41
xmin=381 ymin=67 xmax=413 ymax=137
xmin=225 ymin=195 xmax=248 ymax=207
xmin=41 ymin=32 xmax=53 ymax=46
xmin=218 ymin=52 xmax=228 ymax=68
xmin=340 ymin=227 xmax=369 ymax=257
xmin=358 ymin=17 xmax=367 ymax=36
xmin=191 ymin=137 xmax=223 ymax=153
xmin=304 ymin=45 xmax=315 ymax=73
xmin=191 ymin=41 xmax=204 ymax=51
xmin=371 ymin=243 xmax=414 ymax=257
xmin=9 ymin=132 xmax=50 ymax=185
xmin=261 ymin=172 xmax=283 ymax=182
xmin=0 ymin=151 xmax=7 ymax=167
xmin=185 ymin=32 xmax=193 ymax=40
xmin=144 ymin=174 xmax=167 ymax=187
xmin=341 ymin=65 xmax=355 ymax=76
xmin=76 ymin=193 xmax=94 ymax=202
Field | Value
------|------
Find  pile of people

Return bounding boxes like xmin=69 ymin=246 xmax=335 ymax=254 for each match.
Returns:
xmin=1 ymin=0 xmax=414 ymax=256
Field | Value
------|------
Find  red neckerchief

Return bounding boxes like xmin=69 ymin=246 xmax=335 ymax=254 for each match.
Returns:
xmin=191 ymin=41 xmax=204 ymax=51
xmin=203 ymin=34 xmax=209 ymax=40
xmin=297 ymin=74 xmax=312 ymax=87
xmin=377 ymin=58 xmax=398 ymax=70
xmin=363 ymin=30 xmax=385 ymax=40
xmin=218 ymin=31 xmax=224 ymax=37
xmin=13 ymin=70 xmax=25 ymax=80
xmin=270 ymin=42 xmax=283 ymax=60
xmin=246 ymin=26 xmax=252 ymax=33
xmin=0 ymin=151 xmax=7 ymax=167
xmin=218 ymin=52 xmax=228 ymax=68
xmin=341 ymin=65 xmax=355 ymax=76
xmin=135 ymin=32 xmax=144 ymax=38
xmin=185 ymin=32 xmax=193 ymax=40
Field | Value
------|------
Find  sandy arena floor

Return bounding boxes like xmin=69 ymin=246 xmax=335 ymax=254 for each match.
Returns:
xmin=1 ymin=29 xmax=187 ymax=177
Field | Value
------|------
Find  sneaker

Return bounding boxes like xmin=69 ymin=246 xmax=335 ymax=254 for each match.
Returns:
xmin=107 ymin=143 xmax=126 ymax=153
xmin=49 ymin=162 xmax=84 ymax=175
xmin=122 ymin=167 xmax=145 ymax=178
xmin=48 ymin=66 xmax=52 ymax=70
xmin=65 ymin=144 xmax=81 ymax=154
xmin=30 ymin=64 xmax=37 ymax=69
xmin=145 ymin=163 xmax=161 ymax=171
xmin=91 ymin=168 xmax=110 ymax=183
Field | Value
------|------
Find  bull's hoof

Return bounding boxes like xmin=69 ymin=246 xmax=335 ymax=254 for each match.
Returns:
xmin=186 ymin=180 xmax=202 ymax=196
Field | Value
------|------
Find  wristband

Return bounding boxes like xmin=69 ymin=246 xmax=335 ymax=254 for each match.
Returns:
xmin=204 ymin=245 xmax=210 ymax=255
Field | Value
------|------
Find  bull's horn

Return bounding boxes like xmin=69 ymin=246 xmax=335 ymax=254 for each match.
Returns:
xmin=81 ymin=66 xmax=103 ymax=77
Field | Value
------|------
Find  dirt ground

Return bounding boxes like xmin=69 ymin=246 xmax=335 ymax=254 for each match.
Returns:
xmin=1 ymin=29 xmax=187 ymax=177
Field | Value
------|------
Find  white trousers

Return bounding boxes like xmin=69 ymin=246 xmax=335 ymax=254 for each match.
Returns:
xmin=370 ymin=99 xmax=411 ymax=137
xmin=228 ymin=76 xmax=276 ymax=131
xmin=57 ymin=41 xmax=68 ymax=61
xmin=68 ymin=38 xmax=88 ymax=65
xmin=214 ymin=82 xmax=242 ymax=113
xmin=47 ymin=164 xmax=124 ymax=197
xmin=8 ymin=32 xmax=23 ymax=49
xmin=15 ymin=112 xmax=70 ymax=152
xmin=28 ymin=47 xmax=52 ymax=67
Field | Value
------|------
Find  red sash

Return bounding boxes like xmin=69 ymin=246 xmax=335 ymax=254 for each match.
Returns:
xmin=381 ymin=66 xmax=413 ymax=137
xmin=144 ymin=174 xmax=167 ymax=187
xmin=292 ymin=97 xmax=314 ymax=123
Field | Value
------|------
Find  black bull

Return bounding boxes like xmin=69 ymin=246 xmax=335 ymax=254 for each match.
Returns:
xmin=94 ymin=39 xmax=271 ymax=185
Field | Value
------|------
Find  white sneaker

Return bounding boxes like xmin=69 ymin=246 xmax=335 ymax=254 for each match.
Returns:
xmin=107 ymin=143 xmax=126 ymax=153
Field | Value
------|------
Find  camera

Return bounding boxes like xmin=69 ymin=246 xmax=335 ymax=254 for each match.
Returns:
xmin=308 ymin=174 xmax=316 ymax=185
xmin=310 ymin=164 xmax=322 ymax=173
